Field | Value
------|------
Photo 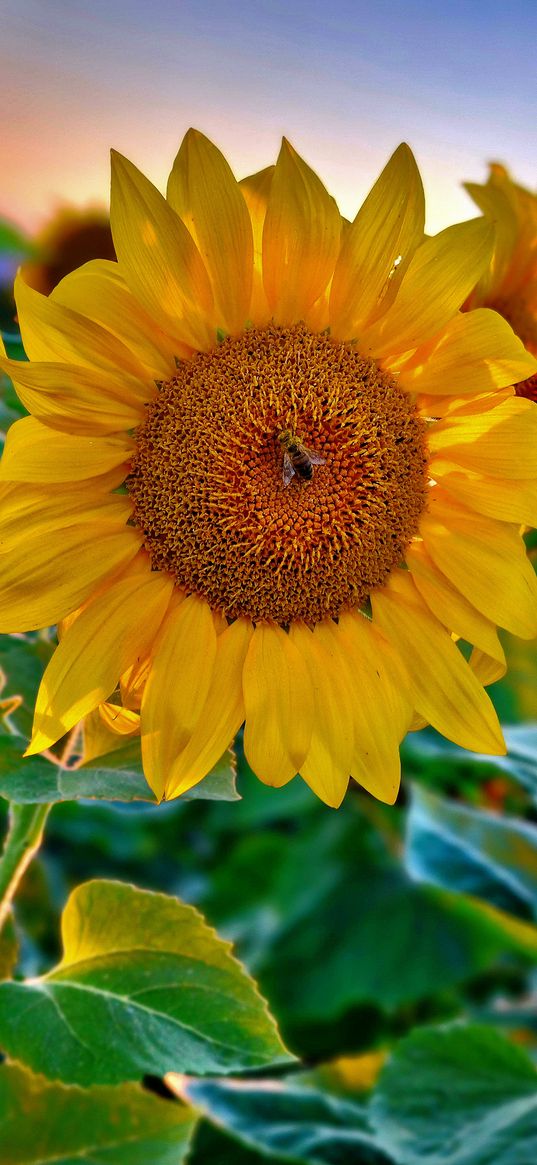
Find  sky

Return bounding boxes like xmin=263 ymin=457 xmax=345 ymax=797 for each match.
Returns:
xmin=2 ymin=0 xmax=537 ymax=236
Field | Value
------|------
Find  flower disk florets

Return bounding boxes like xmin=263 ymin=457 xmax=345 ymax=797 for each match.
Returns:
xmin=128 ymin=324 xmax=428 ymax=623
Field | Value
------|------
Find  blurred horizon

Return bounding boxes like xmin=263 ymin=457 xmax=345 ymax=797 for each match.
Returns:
xmin=2 ymin=0 xmax=537 ymax=238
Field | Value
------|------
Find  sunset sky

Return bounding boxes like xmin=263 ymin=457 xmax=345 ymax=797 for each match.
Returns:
xmin=3 ymin=0 xmax=537 ymax=237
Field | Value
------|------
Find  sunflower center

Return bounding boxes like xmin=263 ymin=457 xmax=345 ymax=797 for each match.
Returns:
xmin=127 ymin=324 xmax=428 ymax=624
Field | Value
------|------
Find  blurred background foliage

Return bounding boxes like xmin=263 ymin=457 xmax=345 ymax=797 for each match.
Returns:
xmin=1 ymin=212 xmax=537 ymax=1162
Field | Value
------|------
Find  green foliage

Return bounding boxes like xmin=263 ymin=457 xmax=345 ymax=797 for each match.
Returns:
xmin=188 ymin=797 xmax=537 ymax=1051
xmin=0 ymin=736 xmax=238 ymax=804
xmin=406 ymin=784 xmax=537 ymax=919
xmin=402 ymin=725 xmax=537 ymax=804
xmin=0 ymin=218 xmax=32 ymax=255
xmin=0 ymin=632 xmax=238 ymax=804
xmin=371 ymin=1023 xmax=537 ymax=1164
xmin=0 ymin=915 xmax=18 ymax=979
xmin=183 ymin=1076 xmax=393 ymax=1164
xmin=1 ymin=623 xmax=537 ymax=1159
xmin=0 ymin=635 xmax=54 ymax=740
xmin=0 ymin=1061 xmax=197 ymax=1165
xmin=0 ymin=879 xmax=291 ymax=1084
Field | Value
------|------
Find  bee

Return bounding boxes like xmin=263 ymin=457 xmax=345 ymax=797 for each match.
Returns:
xmin=278 ymin=430 xmax=325 ymax=487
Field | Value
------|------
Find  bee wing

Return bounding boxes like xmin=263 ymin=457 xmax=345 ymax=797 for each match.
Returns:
xmin=306 ymin=449 xmax=326 ymax=466
xmin=282 ymin=451 xmax=296 ymax=487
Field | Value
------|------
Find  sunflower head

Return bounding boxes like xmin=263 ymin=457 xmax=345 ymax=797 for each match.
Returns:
xmin=1 ymin=130 xmax=537 ymax=808
xmin=22 ymin=205 xmax=116 ymax=297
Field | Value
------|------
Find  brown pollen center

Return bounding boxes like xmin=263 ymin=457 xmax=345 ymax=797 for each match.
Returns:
xmin=127 ymin=324 xmax=429 ymax=624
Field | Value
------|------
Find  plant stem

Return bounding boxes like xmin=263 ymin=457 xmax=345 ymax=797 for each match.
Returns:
xmin=0 ymin=803 xmax=51 ymax=935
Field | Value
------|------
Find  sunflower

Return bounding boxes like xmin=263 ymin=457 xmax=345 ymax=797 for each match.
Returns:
xmin=22 ymin=204 xmax=116 ymax=297
xmin=1 ymin=131 xmax=536 ymax=808
xmin=465 ymin=163 xmax=537 ymax=401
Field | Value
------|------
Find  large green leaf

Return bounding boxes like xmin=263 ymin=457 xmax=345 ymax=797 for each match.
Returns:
xmin=0 ymin=737 xmax=239 ymax=803
xmin=261 ymin=865 xmax=537 ymax=1022
xmin=406 ymin=785 xmax=537 ymax=919
xmin=0 ymin=1061 xmax=197 ymax=1165
xmin=181 ymin=1077 xmax=393 ymax=1164
xmin=0 ymin=879 xmax=292 ymax=1084
xmin=370 ymin=1023 xmax=537 ymax=1164
xmin=235 ymin=818 xmax=537 ymax=1028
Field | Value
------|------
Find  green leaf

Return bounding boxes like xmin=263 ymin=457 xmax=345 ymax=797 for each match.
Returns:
xmin=188 ymin=1120 xmax=273 ymax=1164
xmin=0 ymin=879 xmax=291 ymax=1085
xmin=0 ymin=1061 xmax=197 ymax=1165
xmin=370 ymin=1023 xmax=537 ymax=1165
xmin=1 ymin=332 xmax=27 ymax=363
xmin=406 ymin=785 xmax=537 ymax=919
xmin=191 ymin=803 xmax=537 ymax=1052
xmin=0 ymin=217 xmax=32 ymax=254
xmin=182 ymin=1077 xmax=393 ymax=1164
xmin=257 ymin=853 xmax=537 ymax=1021
xmin=0 ymin=737 xmax=239 ymax=804
xmin=402 ymin=725 xmax=537 ymax=804
xmin=0 ymin=635 xmax=54 ymax=739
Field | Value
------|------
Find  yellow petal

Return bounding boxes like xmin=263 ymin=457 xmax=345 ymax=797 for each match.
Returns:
xmin=371 ymin=572 xmax=505 ymax=755
xmin=165 ymin=616 xmax=253 ymax=800
xmin=398 ymin=308 xmax=537 ymax=396
xmin=0 ymin=520 xmax=143 ymax=632
xmin=336 ymin=610 xmax=411 ymax=804
xmin=98 ymin=703 xmax=141 ymax=737
xmin=14 ymin=272 xmax=149 ymax=379
xmin=80 ymin=704 xmax=140 ymax=767
xmin=469 ymin=647 xmax=507 ymax=687
xmin=141 ymin=594 xmax=217 ymax=801
xmin=435 ymin=468 xmax=537 ymax=527
xmin=167 ymin=129 xmax=253 ymax=335
xmin=243 ymin=622 xmax=314 ymax=787
xmin=240 ymin=166 xmax=274 ymax=251
xmin=52 ymin=259 xmax=183 ymax=377
xmin=429 ymin=395 xmax=537 ymax=479
xmin=120 ymin=656 xmax=151 ymax=712
xmin=262 ymin=139 xmax=341 ymax=324
xmin=421 ymin=490 xmax=537 ymax=638
xmin=415 ymin=386 xmax=515 ymax=421
xmin=0 ymin=356 xmax=148 ymax=435
xmin=239 ymin=165 xmax=274 ymax=325
xmin=360 ymin=218 xmax=494 ymax=358
xmin=110 ymin=150 xmax=215 ymax=351
xmin=0 ymin=480 xmax=129 ymax=539
xmin=329 ymin=143 xmax=424 ymax=339
xmin=407 ymin=540 xmax=506 ymax=663
xmin=0 ymin=416 xmax=132 ymax=482
xmin=290 ymin=620 xmax=352 ymax=808
xmin=464 ymin=179 xmax=518 ymax=304
xmin=430 ymin=387 xmax=515 ymax=420
xmin=28 ymin=569 xmax=174 ymax=753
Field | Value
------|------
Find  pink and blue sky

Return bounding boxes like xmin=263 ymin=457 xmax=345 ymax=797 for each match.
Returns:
xmin=2 ymin=0 xmax=537 ymax=235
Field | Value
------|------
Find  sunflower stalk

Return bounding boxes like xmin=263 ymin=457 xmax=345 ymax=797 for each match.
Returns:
xmin=0 ymin=802 xmax=51 ymax=935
